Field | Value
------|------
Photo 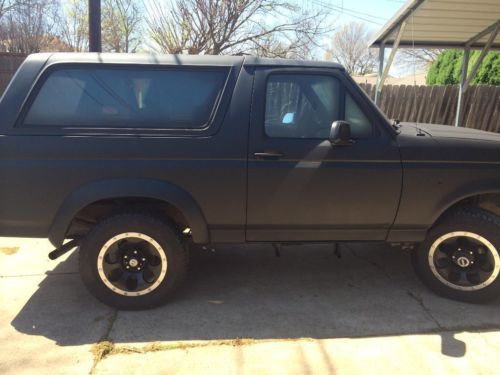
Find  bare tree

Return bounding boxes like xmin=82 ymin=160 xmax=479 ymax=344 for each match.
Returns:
xmin=325 ymin=22 xmax=377 ymax=75
xmin=0 ymin=0 xmax=59 ymax=53
xmin=397 ymin=48 xmax=441 ymax=71
xmin=0 ymin=0 xmax=25 ymax=20
xmin=60 ymin=0 xmax=88 ymax=52
xmin=102 ymin=0 xmax=141 ymax=52
xmin=146 ymin=0 xmax=329 ymax=56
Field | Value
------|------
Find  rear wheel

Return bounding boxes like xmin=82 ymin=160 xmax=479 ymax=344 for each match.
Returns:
xmin=79 ymin=213 xmax=188 ymax=310
xmin=412 ymin=207 xmax=500 ymax=303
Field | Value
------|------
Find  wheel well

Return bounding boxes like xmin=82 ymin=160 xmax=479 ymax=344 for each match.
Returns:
xmin=438 ymin=193 xmax=500 ymax=222
xmin=66 ymin=197 xmax=190 ymax=239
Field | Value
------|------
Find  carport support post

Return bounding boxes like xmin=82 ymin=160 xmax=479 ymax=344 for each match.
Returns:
xmin=375 ymin=43 xmax=385 ymax=106
xmin=455 ymin=21 xmax=499 ymax=127
xmin=455 ymin=47 xmax=470 ymax=127
xmin=375 ymin=22 xmax=405 ymax=107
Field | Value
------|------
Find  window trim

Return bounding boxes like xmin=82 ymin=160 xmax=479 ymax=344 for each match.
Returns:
xmin=15 ymin=63 xmax=235 ymax=136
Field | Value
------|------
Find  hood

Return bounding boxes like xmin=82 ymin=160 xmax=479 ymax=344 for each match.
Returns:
xmin=400 ymin=122 xmax=500 ymax=143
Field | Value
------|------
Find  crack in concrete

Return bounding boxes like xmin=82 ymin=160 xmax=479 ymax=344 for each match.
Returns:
xmin=89 ymin=337 xmax=316 ymax=362
xmin=89 ymin=309 xmax=118 ymax=375
xmin=406 ymin=290 xmax=444 ymax=330
xmin=346 ymin=244 xmax=445 ymax=331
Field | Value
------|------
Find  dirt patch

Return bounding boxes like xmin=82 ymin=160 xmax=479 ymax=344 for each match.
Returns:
xmin=0 ymin=247 xmax=19 ymax=255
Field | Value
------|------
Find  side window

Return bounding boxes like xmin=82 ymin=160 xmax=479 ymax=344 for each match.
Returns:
xmin=23 ymin=67 xmax=228 ymax=129
xmin=265 ymin=74 xmax=340 ymax=138
xmin=345 ymin=93 xmax=373 ymax=138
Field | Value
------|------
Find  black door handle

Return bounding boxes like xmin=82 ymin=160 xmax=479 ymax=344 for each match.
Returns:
xmin=254 ymin=151 xmax=284 ymax=160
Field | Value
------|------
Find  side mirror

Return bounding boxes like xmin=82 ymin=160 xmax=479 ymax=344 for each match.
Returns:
xmin=329 ymin=120 xmax=354 ymax=146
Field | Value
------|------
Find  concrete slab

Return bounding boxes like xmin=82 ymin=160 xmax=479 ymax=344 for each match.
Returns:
xmin=0 ymin=237 xmax=76 ymax=276
xmin=0 ymin=238 xmax=113 ymax=375
xmin=110 ymin=243 xmax=499 ymax=343
xmin=1 ymin=238 xmax=499 ymax=374
xmin=94 ymin=331 xmax=500 ymax=375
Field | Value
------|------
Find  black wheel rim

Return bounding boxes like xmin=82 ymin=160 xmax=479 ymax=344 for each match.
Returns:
xmin=97 ymin=233 xmax=167 ymax=296
xmin=429 ymin=231 xmax=499 ymax=291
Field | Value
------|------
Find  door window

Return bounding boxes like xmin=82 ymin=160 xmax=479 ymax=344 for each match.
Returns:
xmin=345 ymin=93 xmax=373 ymax=138
xmin=265 ymin=74 xmax=340 ymax=138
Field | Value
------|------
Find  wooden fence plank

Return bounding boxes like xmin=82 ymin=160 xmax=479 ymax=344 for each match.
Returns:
xmin=359 ymin=82 xmax=499 ymax=133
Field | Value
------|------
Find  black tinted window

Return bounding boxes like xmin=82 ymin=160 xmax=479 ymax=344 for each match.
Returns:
xmin=345 ymin=93 xmax=373 ymax=138
xmin=265 ymin=74 xmax=340 ymax=138
xmin=24 ymin=67 xmax=228 ymax=128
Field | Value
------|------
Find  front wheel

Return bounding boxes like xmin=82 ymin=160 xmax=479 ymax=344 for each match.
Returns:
xmin=79 ymin=213 xmax=188 ymax=310
xmin=412 ymin=207 xmax=500 ymax=303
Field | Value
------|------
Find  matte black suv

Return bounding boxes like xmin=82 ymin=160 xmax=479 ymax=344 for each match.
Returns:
xmin=1 ymin=53 xmax=499 ymax=309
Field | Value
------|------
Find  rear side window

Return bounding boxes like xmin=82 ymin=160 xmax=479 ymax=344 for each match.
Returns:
xmin=23 ymin=67 xmax=228 ymax=129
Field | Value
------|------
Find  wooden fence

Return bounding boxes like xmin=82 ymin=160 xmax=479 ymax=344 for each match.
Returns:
xmin=360 ymin=83 xmax=500 ymax=133
xmin=0 ymin=53 xmax=498 ymax=132
xmin=0 ymin=53 xmax=27 ymax=96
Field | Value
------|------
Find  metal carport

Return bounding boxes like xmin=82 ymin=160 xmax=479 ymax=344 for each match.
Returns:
xmin=368 ymin=0 xmax=500 ymax=126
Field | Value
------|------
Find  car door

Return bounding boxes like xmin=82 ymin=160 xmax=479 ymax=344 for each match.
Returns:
xmin=246 ymin=67 xmax=402 ymax=241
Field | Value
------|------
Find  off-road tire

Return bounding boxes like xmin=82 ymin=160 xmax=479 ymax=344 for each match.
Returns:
xmin=412 ymin=207 xmax=500 ymax=303
xmin=79 ymin=213 xmax=189 ymax=310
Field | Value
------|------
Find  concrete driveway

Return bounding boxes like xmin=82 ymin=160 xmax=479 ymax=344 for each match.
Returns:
xmin=1 ymin=238 xmax=499 ymax=374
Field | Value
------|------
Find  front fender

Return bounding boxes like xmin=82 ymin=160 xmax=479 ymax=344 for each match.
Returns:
xmin=48 ymin=178 xmax=209 ymax=247
xmin=432 ymin=179 xmax=500 ymax=224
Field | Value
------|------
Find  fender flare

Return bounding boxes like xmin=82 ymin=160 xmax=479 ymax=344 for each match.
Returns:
xmin=431 ymin=179 xmax=500 ymax=225
xmin=48 ymin=178 xmax=209 ymax=247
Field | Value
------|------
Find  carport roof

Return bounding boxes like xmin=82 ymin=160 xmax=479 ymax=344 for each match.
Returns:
xmin=368 ymin=0 xmax=500 ymax=50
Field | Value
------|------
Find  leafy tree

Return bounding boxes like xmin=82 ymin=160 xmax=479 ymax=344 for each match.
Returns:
xmin=427 ymin=49 xmax=500 ymax=85
xmin=475 ymin=52 xmax=500 ymax=85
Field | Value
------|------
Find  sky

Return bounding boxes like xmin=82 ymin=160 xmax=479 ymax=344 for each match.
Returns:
xmin=301 ymin=0 xmax=410 ymax=75
xmin=308 ymin=0 xmax=405 ymax=28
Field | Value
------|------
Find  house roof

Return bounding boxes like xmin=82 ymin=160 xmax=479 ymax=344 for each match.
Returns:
xmin=368 ymin=0 xmax=500 ymax=50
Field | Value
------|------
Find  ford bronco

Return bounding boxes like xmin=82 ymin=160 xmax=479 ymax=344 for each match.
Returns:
xmin=0 ymin=53 xmax=499 ymax=309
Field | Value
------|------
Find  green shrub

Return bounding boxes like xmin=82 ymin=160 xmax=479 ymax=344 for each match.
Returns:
xmin=426 ymin=49 xmax=500 ymax=85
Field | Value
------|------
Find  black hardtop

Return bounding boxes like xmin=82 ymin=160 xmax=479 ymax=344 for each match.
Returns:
xmin=27 ymin=52 xmax=344 ymax=70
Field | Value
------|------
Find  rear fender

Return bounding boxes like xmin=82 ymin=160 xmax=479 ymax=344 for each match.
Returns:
xmin=48 ymin=178 xmax=209 ymax=247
